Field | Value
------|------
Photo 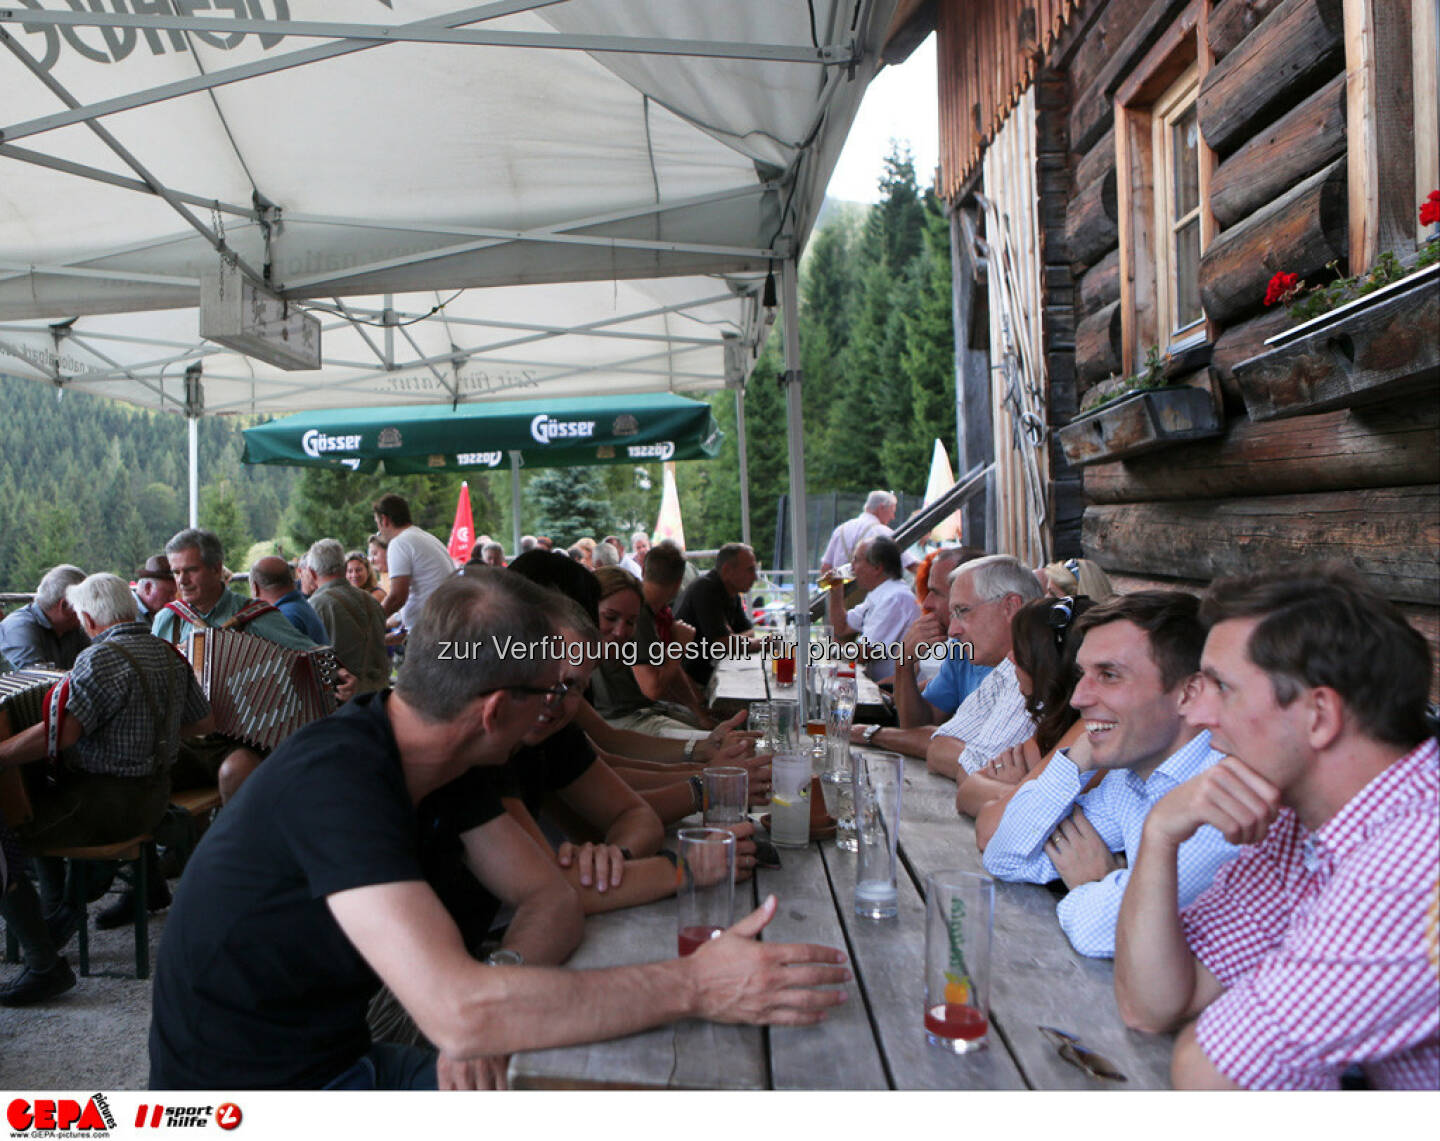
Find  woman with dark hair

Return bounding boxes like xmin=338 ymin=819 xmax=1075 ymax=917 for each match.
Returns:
xmin=966 ymin=595 xmax=1100 ymax=849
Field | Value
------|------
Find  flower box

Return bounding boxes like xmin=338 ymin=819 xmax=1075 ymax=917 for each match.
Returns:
xmin=1234 ymin=264 xmax=1440 ymax=421
xmin=1057 ymin=386 xmax=1222 ymax=468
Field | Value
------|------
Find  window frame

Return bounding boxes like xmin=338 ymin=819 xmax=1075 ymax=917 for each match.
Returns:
xmin=1112 ymin=0 xmax=1216 ymax=375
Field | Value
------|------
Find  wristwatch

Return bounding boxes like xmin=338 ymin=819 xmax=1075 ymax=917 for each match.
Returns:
xmin=862 ymin=724 xmax=882 ymax=744
xmin=683 ymin=737 xmax=697 ymax=761
xmin=687 ymin=773 xmax=705 ymax=814
xmin=484 ymin=948 xmax=524 ymax=967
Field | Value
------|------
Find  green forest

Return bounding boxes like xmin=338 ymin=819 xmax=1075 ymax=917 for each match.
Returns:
xmin=0 ymin=148 xmax=954 ymax=592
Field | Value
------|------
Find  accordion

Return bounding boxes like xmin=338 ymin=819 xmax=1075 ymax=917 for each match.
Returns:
xmin=182 ymin=628 xmax=340 ymax=751
xmin=0 ymin=669 xmax=65 ymax=827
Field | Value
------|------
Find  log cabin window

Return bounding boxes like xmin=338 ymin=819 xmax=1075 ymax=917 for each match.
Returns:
xmin=1153 ymin=66 xmax=1205 ymax=349
xmin=1114 ymin=0 xmax=1215 ymax=374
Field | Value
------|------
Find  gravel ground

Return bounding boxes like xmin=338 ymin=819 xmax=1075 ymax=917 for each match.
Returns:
xmin=0 ymin=887 xmax=168 ymax=1091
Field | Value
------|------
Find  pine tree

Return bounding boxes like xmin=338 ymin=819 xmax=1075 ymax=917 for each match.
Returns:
xmin=527 ymin=466 xmax=611 ymax=543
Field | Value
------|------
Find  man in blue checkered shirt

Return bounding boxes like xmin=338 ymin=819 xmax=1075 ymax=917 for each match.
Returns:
xmin=0 ymin=572 xmax=212 ymax=1006
xmin=981 ymin=591 xmax=1239 ymax=958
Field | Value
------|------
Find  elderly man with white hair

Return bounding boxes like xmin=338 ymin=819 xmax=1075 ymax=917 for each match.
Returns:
xmin=302 ymin=538 xmax=390 ymax=696
xmin=820 ymin=490 xmax=919 ymax=574
xmin=0 ymin=564 xmax=90 ymax=671
xmin=0 ymin=572 xmax=212 ymax=1006
xmin=918 ymin=555 xmax=1044 ymax=816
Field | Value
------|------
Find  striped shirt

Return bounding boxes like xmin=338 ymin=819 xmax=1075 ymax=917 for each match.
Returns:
xmin=930 ymin=656 xmax=1034 ymax=774
xmin=1182 ymin=737 xmax=1440 ymax=1089
xmin=982 ymin=730 xmax=1238 ymax=958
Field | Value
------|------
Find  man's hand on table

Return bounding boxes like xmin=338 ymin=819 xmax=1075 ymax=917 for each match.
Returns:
xmin=1045 ymin=809 xmax=1124 ymax=889
xmin=437 ymin=1050 xmax=510 ymax=1090
xmin=713 ymin=819 xmax=759 ymax=880
xmin=696 ymin=710 xmax=758 ymax=763
xmin=556 ymin=842 xmax=626 ymax=893
xmin=686 ymin=895 xmax=850 ymax=1026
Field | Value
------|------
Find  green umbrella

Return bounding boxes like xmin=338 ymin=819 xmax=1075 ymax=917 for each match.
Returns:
xmin=241 ymin=393 xmax=722 ymax=474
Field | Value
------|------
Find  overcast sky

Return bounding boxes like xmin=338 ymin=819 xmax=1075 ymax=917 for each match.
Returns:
xmin=825 ymin=35 xmax=939 ymax=203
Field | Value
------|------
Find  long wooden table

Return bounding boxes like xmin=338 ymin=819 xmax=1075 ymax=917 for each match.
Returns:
xmin=509 ymin=753 xmax=1175 ymax=1090
xmin=703 ymin=655 xmax=888 ymax=723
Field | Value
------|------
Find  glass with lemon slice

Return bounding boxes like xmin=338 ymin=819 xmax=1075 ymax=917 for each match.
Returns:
xmin=768 ymin=751 xmax=812 ymax=848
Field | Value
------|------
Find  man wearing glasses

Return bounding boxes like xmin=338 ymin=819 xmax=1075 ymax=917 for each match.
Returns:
xmin=981 ymin=592 xmax=1238 ymax=958
xmin=150 ymin=570 xmax=849 ymax=1091
xmin=1115 ymin=568 xmax=1438 ymax=1089
xmin=922 ymin=556 xmax=1043 ymax=810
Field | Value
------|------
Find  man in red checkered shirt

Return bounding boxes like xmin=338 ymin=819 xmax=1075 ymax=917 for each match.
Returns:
xmin=1114 ymin=566 xmax=1439 ymax=1089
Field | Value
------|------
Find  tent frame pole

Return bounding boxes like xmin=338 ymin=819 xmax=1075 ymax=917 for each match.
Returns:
xmin=187 ymin=415 xmax=199 ymax=529
xmin=780 ymin=256 xmax=810 ymax=718
xmin=510 ymin=451 xmax=523 ymax=557
xmin=734 ymin=386 xmax=752 ymax=548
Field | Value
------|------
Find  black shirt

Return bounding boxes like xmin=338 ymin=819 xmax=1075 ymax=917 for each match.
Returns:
xmin=674 ymin=569 xmax=753 ymax=685
xmin=419 ymin=721 xmax=596 ymax=952
xmin=149 ymin=692 xmax=439 ymax=1090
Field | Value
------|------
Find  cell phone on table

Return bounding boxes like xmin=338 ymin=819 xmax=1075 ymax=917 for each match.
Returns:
xmin=753 ymin=837 xmax=782 ymax=870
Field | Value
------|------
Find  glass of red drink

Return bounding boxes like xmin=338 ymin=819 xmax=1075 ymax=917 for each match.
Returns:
xmin=773 ymin=649 xmax=796 ymax=686
xmin=676 ymin=827 xmax=735 ymax=957
xmin=924 ymin=870 xmax=994 ymax=1053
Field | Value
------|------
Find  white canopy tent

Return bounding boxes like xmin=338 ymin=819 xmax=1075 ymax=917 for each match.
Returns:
xmin=0 ymin=0 xmax=905 ymax=712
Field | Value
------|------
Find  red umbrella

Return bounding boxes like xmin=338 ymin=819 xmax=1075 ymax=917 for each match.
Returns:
xmin=447 ymin=481 xmax=476 ymax=566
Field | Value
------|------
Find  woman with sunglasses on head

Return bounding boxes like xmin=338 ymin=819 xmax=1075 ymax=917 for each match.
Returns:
xmin=960 ymin=594 xmax=1100 ymax=845
xmin=344 ymin=550 xmax=387 ymax=603
xmin=1039 ymin=557 xmax=1114 ymax=602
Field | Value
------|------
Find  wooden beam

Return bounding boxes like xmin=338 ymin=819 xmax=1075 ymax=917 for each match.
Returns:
xmin=1344 ymin=0 xmax=1419 ymax=270
xmin=1082 ymin=398 xmax=1440 ymax=502
xmin=1082 ymin=485 xmax=1440 ymax=604
xmin=1208 ymin=0 xmax=1287 ymax=58
xmin=1197 ymin=0 xmax=1345 ymax=157
xmin=1415 ymin=0 xmax=1440 ymax=244
xmin=1209 ymin=73 xmax=1347 ymax=228
xmin=1197 ymin=158 xmax=1348 ymax=327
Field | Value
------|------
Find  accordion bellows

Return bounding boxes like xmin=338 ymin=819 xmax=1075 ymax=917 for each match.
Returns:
xmin=183 ymin=628 xmax=339 ymax=751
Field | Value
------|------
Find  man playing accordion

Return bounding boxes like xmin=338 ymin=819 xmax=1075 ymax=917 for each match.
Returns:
xmin=0 ymin=573 xmax=211 ymax=1006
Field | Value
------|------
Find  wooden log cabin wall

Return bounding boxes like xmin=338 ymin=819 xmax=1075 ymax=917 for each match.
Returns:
xmin=928 ymin=0 xmax=1439 ymax=695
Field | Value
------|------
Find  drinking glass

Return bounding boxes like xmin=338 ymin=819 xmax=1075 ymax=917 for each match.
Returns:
xmin=821 ymin=737 xmax=857 ymax=851
xmin=768 ymin=750 xmax=812 ymax=848
xmin=924 ymin=871 xmax=994 ymax=1052
xmin=765 ymin=699 xmax=801 ymax=753
xmin=852 ymin=750 xmax=902 ymax=918
xmin=676 ymin=827 xmax=736 ymax=957
xmin=702 ymin=766 xmax=749 ymax=825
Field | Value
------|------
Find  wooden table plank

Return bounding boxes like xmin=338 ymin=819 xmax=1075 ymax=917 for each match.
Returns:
xmin=893 ymin=756 xmax=1175 ymax=1090
xmin=755 ymin=843 xmax=889 ymax=1090
xmin=508 ymin=894 xmax=766 ymax=1090
xmin=822 ymin=842 xmax=1027 ymax=1089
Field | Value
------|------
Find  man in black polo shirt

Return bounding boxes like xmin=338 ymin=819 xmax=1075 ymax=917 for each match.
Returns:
xmin=674 ymin=542 xmax=764 ymax=686
xmin=149 ymin=571 xmax=849 ymax=1090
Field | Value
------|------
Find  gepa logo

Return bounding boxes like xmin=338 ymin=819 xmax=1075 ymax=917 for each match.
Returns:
xmin=300 ymin=429 xmax=361 ymax=458
xmin=530 ymin=415 xmax=595 ymax=445
xmin=7 ymin=1095 xmax=115 ymax=1134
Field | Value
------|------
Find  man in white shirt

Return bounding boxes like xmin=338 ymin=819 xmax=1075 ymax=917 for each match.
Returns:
xmin=922 ymin=555 xmax=1042 ymax=815
xmin=826 ymin=538 xmax=917 ymax=686
xmin=373 ymin=493 xmax=458 ymax=634
xmin=820 ymin=490 xmax=900 ymax=573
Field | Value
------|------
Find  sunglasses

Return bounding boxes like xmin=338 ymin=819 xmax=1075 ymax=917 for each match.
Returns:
xmin=480 ymin=681 xmax=574 ymax=709
xmin=1045 ymin=595 xmax=1077 ymax=648
xmin=1038 ymin=1025 xmax=1127 ymax=1082
xmin=1063 ymin=558 xmax=1082 ymax=578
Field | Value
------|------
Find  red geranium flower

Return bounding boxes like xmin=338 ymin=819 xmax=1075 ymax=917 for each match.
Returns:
xmin=1264 ymin=271 xmax=1300 ymax=307
xmin=1420 ymin=190 xmax=1440 ymax=227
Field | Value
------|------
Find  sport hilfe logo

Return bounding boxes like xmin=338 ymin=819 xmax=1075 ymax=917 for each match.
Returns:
xmin=131 ymin=1103 xmax=242 ymax=1130
xmin=7 ymin=1095 xmax=116 ymax=1134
